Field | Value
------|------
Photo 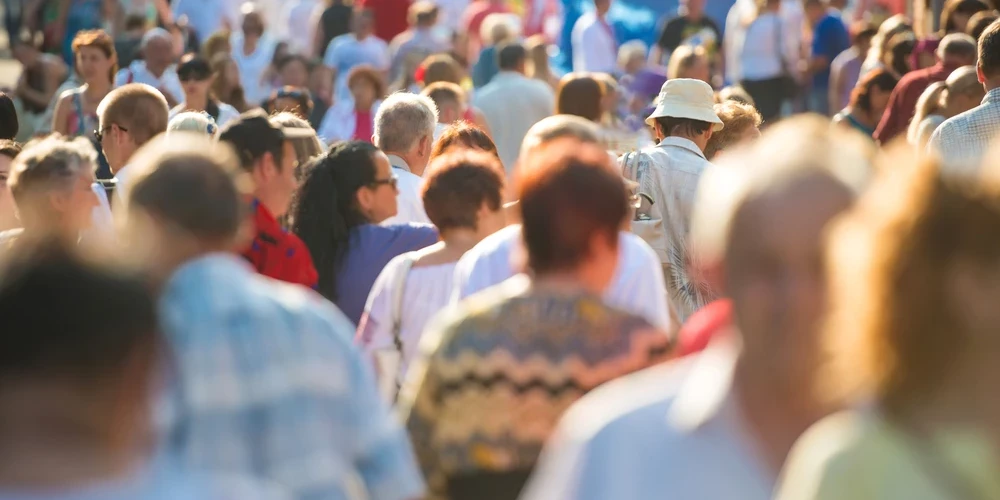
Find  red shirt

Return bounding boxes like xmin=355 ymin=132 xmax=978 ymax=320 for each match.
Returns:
xmin=677 ymin=299 xmax=733 ymax=357
xmin=242 ymin=199 xmax=318 ymax=289
xmin=873 ymin=63 xmax=956 ymax=144
xmin=353 ymin=110 xmax=374 ymax=142
xmin=357 ymin=0 xmax=411 ymax=44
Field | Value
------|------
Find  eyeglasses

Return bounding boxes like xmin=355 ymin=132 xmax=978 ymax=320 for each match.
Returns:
xmin=178 ymin=69 xmax=211 ymax=82
xmin=370 ymin=174 xmax=398 ymax=190
xmin=275 ymin=88 xmax=307 ymax=100
xmin=94 ymin=124 xmax=128 ymax=144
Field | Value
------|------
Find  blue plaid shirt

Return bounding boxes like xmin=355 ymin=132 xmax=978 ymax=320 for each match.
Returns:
xmin=158 ymin=254 xmax=425 ymax=500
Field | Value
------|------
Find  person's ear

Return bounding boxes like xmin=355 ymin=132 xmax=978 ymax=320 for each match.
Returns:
xmin=978 ymin=65 xmax=986 ymax=84
xmin=48 ymin=191 xmax=70 ymax=214
xmin=355 ymin=186 xmax=375 ymax=215
xmin=261 ymin=152 xmax=279 ymax=180
xmin=421 ymin=134 xmax=433 ymax=157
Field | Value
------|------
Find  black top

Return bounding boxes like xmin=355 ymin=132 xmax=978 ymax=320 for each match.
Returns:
xmin=318 ymin=3 xmax=354 ymax=55
xmin=656 ymin=15 xmax=722 ymax=59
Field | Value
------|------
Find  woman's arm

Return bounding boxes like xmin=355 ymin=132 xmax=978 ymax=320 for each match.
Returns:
xmin=51 ymin=93 xmax=71 ymax=136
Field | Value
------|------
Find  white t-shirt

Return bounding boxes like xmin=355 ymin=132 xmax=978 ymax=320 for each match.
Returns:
xmin=571 ymin=12 xmax=617 ymax=73
xmin=114 ymin=61 xmax=185 ymax=104
xmin=231 ymin=32 xmax=278 ymax=105
xmin=452 ymin=225 xmax=673 ymax=331
xmin=381 ymin=157 xmax=431 ymax=225
xmin=357 ymin=257 xmax=457 ymax=391
xmin=277 ymin=0 xmax=321 ymax=55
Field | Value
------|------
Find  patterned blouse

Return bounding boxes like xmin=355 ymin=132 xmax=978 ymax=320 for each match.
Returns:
xmin=399 ymin=277 xmax=674 ymax=500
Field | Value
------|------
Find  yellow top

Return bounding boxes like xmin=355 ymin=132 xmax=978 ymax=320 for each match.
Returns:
xmin=776 ymin=410 xmax=1000 ymax=500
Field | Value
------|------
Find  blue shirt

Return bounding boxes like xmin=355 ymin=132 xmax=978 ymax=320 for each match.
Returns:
xmin=811 ymin=14 xmax=850 ymax=88
xmin=322 ymin=34 xmax=390 ymax=104
xmin=0 ymin=459 xmax=287 ymax=500
xmin=334 ymin=224 xmax=438 ymax=326
xmin=158 ymin=253 xmax=425 ymax=500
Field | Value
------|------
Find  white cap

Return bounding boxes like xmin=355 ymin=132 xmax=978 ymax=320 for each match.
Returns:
xmin=167 ymin=112 xmax=218 ymax=137
xmin=645 ymin=79 xmax=724 ymax=131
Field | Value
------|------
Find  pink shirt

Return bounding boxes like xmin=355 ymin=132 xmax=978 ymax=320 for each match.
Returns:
xmin=353 ymin=110 xmax=374 ymax=142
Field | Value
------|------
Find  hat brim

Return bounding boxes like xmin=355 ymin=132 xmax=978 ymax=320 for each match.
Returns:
xmin=645 ymin=105 xmax=724 ymax=132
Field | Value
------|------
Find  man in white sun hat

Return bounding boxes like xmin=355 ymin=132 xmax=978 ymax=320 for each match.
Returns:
xmin=619 ymin=78 xmax=723 ymax=326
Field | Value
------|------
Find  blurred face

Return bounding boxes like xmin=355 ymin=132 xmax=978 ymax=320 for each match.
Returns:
xmin=595 ymin=0 xmax=611 ymax=16
xmin=242 ymin=14 xmax=265 ymax=37
xmin=806 ymin=4 xmax=824 ymax=25
xmin=356 ymin=151 xmax=399 ymax=223
xmin=951 ymin=13 xmax=972 ymax=33
xmin=181 ymin=77 xmax=211 ymax=101
xmin=725 ymin=177 xmax=852 ymax=393
xmin=0 ymin=155 xmax=14 ymax=229
xmin=684 ymin=0 xmax=705 ymax=16
xmin=350 ymin=78 xmax=377 ymax=108
xmin=737 ymin=124 xmax=762 ymax=144
xmin=354 ymin=12 xmax=375 ymax=37
xmin=12 ymin=44 xmax=39 ymax=66
xmin=869 ymin=85 xmax=893 ymax=115
xmin=144 ymin=37 xmax=174 ymax=68
xmin=76 ymin=46 xmax=113 ymax=84
xmin=280 ymin=60 xmax=309 ymax=88
xmin=223 ymin=61 xmax=240 ymax=87
xmin=53 ymin=167 xmax=100 ymax=232
xmin=602 ymin=88 xmax=619 ymax=115
xmin=98 ymin=123 xmax=134 ymax=173
xmin=625 ymin=54 xmax=645 ymax=75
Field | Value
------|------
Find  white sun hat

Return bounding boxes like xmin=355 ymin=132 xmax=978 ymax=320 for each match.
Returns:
xmin=645 ymin=78 xmax=724 ymax=131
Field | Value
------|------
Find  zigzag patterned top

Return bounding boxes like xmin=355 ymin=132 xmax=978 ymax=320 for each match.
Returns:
xmin=398 ymin=278 xmax=674 ymax=500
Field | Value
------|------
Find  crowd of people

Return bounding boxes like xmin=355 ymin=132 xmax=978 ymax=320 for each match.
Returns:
xmin=2 ymin=0 xmax=1000 ymax=498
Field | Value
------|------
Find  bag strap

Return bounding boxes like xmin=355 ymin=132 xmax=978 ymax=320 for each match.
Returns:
xmin=387 ymin=250 xmax=425 ymax=402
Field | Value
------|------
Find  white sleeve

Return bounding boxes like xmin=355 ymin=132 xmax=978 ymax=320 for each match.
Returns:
xmin=357 ymin=258 xmax=400 ymax=354
xmin=606 ymin=233 xmax=671 ymax=332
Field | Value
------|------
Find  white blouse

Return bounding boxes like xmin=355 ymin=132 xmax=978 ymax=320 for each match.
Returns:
xmin=737 ymin=13 xmax=797 ymax=81
xmin=357 ymin=256 xmax=457 ymax=393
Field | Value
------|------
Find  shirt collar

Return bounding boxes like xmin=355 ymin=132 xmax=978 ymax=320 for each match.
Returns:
xmin=668 ymin=337 xmax=741 ymax=432
xmin=252 ymin=198 xmax=283 ymax=235
xmin=984 ymin=87 xmax=1000 ymax=105
xmin=657 ymin=136 xmax=707 ymax=159
xmin=387 ymin=154 xmax=411 ymax=173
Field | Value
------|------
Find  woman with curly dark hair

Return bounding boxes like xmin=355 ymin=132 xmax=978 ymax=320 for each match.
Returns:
xmin=291 ymin=141 xmax=438 ymax=325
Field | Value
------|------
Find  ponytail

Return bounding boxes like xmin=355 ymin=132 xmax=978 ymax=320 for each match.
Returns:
xmin=907 ymin=82 xmax=947 ymax=144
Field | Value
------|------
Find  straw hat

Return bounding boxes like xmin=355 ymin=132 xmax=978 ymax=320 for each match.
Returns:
xmin=646 ymin=79 xmax=724 ymax=131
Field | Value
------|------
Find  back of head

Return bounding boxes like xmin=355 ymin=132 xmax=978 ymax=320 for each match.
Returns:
xmin=617 ymin=40 xmax=649 ymax=69
xmin=938 ymin=32 xmax=978 ymax=63
xmin=966 ymin=10 xmax=998 ymax=41
xmin=167 ymin=111 xmax=218 ymax=137
xmin=978 ymin=19 xmax=1000 ymax=79
xmin=691 ymin=115 xmax=873 ymax=267
xmin=420 ymin=54 xmax=463 ymax=85
xmin=666 ymin=45 xmax=707 ymax=80
xmin=422 ymin=81 xmax=466 ymax=118
xmin=218 ymin=109 xmax=288 ymax=172
xmin=421 ymin=150 xmax=505 ymax=232
xmin=482 ymin=13 xmax=520 ymax=46
xmin=556 ymin=73 xmax=605 ymax=122
xmin=373 ymin=92 xmax=439 ymax=153
xmin=941 ymin=0 xmax=989 ymax=33
xmin=519 ymin=114 xmax=601 ymax=159
xmin=9 ymin=135 xmax=97 ymax=223
xmin=0 ymin=92 xmax=17 ymax=140
xmin=431 ymin=122 xmax=499 ymax=160
xmin=852 ymin=68 xmax=900 ymax=114
xmin=98 ymin=84 xmax=170 ymax=146
xmin=517 ymin=144 xmax=627 ymax=275
xmin=269 ymin=112 xmax=324 ymax=171
xmin=124 ymin=134 xmax=249 ymax=249
xmin=945 ymin=65 xmax=983 ymax=99
xmin=497 ymin=42 xmax=528 ymax=72
xmin=0 ymin=240 xmax=157 ymax=390
xmin=704 ymin=101 xmax=762 ymax=160
xmin=824 ymin=143 xmax=1000 ymax=412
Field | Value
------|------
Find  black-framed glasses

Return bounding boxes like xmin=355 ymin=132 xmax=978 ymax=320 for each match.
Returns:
xmin=178 ymin=69 xmax=211 ymax=82
xmin=370 ymin=174 xmax=398 ymax=190
xmin=94 ymin=124 xmax=128 ymax=144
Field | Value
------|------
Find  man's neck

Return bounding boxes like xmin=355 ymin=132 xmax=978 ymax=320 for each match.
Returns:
xmin=732 ymin=355 xmax=828 ymax=474
xmin=388 ymin=152 xmax=424 ymax=176
xmin=254 ymin=193 xmax=285 ymax=220
xmin=111 ymin=154 xmax=133 ymax=177
xmin=145 ymin=61 xmax=167 ymax=78
xmin=985 ymin=79 xmax=1000 ymax=93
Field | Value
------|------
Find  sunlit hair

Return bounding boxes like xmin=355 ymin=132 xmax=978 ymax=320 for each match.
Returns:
xmin=210 ymin=54 xmax=249 ymax=112
xmin=704 ymin=101 xmax=762 ymax=160
xmin=517 ymin=144 xmax=627 ymax=274
xmin=421 ymin=150 xmax=505 ymax=232
xmin=691 ymin=116 xmax=873 ymax=266
xmin=617 ymin=40 xmax=648 ymax=69
xmin=431 ymin=122 xmax=498 ymax=160
xmin=9 ymin=135 xmax=97 ymax=215
xmin=823 ymin=147 xmax=1000 ymax=415
xmin=519 ymin=114 xmax=601 ymax=159
xmin=269 ymin=112 xmax=324 ymax=175
xmin=98 ymin=83 xmax=170 ymax=146
xmin=666 ymin=45 xmax=707 ymax=80
xmin=71 ymin=29 xmax=118 ymax=82
xmin=348 ymin=64 xmax=388 ymax=100
xmin=419 ymin=54 xmax=463 ymax=86
xmin=556 ymin=73 xmax=605 ymax=122
xmin=852 ymin=68 xmax=900 ymax=115
xmin=373 ymin=92 xmax=439 ymax=153
xmin=865 ymin=14 xmax=912 ymax=72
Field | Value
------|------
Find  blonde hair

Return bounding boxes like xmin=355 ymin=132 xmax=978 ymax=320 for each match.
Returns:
xmin=704 ymin=101 xmax=763 ymax=159
xmin=822 ymin=147 xmax=1000 ymax=415
xmin=9 ymin=135 xmax=97 ymax=220
xmin=666 ymin=45 xmax=708 ymax=80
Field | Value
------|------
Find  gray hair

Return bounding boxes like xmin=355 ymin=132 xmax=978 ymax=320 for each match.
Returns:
xmin=690 ymin=115 xmax=873 ymax=264
xmin=618 ymin=40 xmax=648 ymax=68
xmin=140 ymin=27 xmax=172 ymax=49
xmin=168 ymin=112 xmax=217 ymax=136
xmin=519 ymin=114 xmax=601 ymax=159
xmin=373 ymin=92 xmax=438 ymax=154
xmin=9 ymin=135 xmax=97 ymax=207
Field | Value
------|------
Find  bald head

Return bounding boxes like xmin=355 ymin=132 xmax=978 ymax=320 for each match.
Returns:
xmin=519 ymin=114 xmax=601 ymax=160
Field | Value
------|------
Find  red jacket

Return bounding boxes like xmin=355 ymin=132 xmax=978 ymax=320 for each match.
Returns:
xmin=677 ymin=299 xmax=733 ymax=357
xmin=873 ymin=63 xmax=956 ymax=144
xmin=242 ymin=200 xmax=318 ymax=289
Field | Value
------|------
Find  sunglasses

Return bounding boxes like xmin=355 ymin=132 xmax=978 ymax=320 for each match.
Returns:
xmin=94 ymin=124 xmax=128 ymax=144
xmin=275 ymin=88 xmax=307 ymax=100
xmin=370 ymin=174 xmax=398 ymax=190
xmin=178 ymin=69 xmax=211 ymax=82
